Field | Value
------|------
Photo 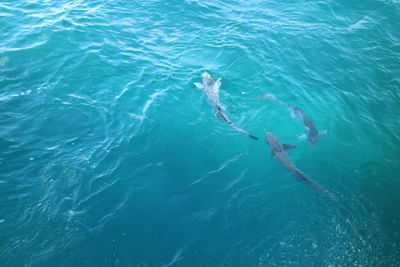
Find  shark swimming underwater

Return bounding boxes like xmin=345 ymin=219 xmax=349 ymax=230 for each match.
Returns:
xmin=195 ymin=72 xmax=258 ymax=140
xmin=265 ymin=132 xmax=336 ymax=200
xmin=260 ymin=94 xmax=325 ymax=145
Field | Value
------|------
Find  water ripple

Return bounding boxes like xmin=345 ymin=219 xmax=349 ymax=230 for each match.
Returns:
xmin=1 ymin=0 xmax=399 ymax=265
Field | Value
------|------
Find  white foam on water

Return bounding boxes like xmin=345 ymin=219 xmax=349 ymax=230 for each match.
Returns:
xmin=348 ymin=16 xmax=376 ymax=32
xmin=129 ymin=88 xmax=168 ymax=121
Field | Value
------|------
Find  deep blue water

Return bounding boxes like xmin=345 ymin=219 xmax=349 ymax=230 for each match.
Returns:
xmin=1 ymin=0 xmax=400 ymax=266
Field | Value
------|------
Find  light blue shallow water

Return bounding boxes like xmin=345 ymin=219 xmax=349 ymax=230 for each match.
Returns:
xmin=1 ymin=0 xmax=400 ymax=266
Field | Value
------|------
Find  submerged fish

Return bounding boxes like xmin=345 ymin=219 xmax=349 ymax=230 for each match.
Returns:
xmin=260 ymin=94 xmax=325 ymax=145
xmin=265 ymin=132 xmax=336 ymax=200
xmin=195 ymin=72 xmax=258 ymax=140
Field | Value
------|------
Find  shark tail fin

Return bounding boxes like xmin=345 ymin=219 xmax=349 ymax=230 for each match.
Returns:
xmin=217 ymin=109 xmax=258 ymax=141
xmin=282 ymin=144 xmax=296 ymax=150
xmin=295 ymin=170 xmax=337 ymax=201
xmin=232 ymin=124 xmax=258 ymax=141
xmin=248 ymin=134 xmax=259 ymax=140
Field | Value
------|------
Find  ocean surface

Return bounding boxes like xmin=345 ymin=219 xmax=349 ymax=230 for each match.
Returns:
xmin=1 ymin=0 xmax=400 ymax=266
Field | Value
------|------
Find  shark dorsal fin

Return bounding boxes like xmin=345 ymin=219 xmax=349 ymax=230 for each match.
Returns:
xmin=282 ymin=144 xmax=296 ymax=150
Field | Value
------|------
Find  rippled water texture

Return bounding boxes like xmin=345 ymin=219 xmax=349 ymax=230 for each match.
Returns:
xmin=1 ymin=0 xmax=400 ymax=266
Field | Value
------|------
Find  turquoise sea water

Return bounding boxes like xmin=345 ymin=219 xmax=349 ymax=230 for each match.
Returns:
xmin=1 ymin=0 xmax=400 ymax=266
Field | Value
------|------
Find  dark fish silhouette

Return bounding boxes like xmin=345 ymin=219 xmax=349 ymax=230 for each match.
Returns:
xmin=265 ymin=132 xmax=336 ymax=200
xmin=260 ymin=94 xmax=325 ymax=145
